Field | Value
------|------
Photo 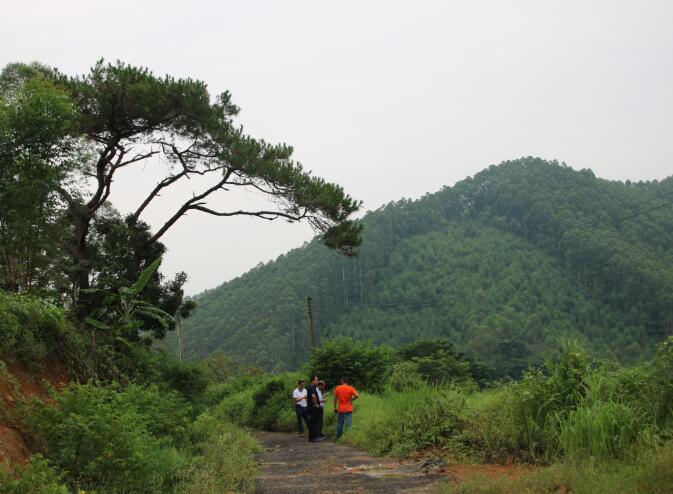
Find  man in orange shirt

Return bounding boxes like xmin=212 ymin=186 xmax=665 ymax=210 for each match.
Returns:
xmin=333 ymin=376 xmax=359 ymax=439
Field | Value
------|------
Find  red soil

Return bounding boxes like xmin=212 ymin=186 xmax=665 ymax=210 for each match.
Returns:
xmin=0 ymin=358 xmax=68 ymax=469
xmin=442 ymin=462 xmax=533 ymax=483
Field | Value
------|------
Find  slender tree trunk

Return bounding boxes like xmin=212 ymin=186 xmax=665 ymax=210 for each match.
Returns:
xmin=72 ymin=209 xmax=94 ymax=318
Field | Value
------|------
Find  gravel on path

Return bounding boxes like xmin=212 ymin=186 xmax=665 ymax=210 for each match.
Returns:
xmin=253 ymin=431 xmax=442 ymax=494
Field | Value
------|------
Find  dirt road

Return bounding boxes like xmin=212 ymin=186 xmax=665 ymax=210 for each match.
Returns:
xmin=253 ymin=431 xmax=442 ymax=494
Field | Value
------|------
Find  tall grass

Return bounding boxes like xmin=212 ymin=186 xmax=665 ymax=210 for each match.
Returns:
xmin=178 ymin=413 xmax=260 ymax=494
xmin=342 ymin=385 xmax=466 ymax=457
xmin=327 ymin=339 xmax=673 ymax=465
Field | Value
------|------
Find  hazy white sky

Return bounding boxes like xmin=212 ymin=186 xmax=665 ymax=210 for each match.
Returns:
xmin=2 ymin=0 xmax=672 ymax=293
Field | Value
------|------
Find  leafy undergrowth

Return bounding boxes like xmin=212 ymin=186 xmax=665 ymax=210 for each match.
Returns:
xmin=0 ymin=357 xmax=68 ymax=468
xmin=1 ymin=382 xmax=260 ymax=494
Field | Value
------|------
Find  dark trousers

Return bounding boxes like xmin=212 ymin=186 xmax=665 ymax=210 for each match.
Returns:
xmin=308 ymin=407 xmax=323 ymax=440
xmin=295 ymin=405 xmax=309 ymax=433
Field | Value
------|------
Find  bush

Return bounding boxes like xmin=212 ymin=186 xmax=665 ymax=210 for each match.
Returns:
xmin=24 ymin=382 xmax=189 ymax=493
xmin=387 ymin=361 xmax=426 ymax=391
xmin=457 ymin=387 xmax=519 ymax=462
xmin=179 ymin=412 xmax=259 ymax=493
xmin=0 ymin=291 xmax=69 ymax=364
xmin=158 ymin=359 xmax=210 ymax=406
xmin=305 ymin=337 xmax=395 ymax=393
xmin=0 ymin=455 xmax=69 ymax=494
xmin=502 ymin=340 xmax=669 ymax=462
xmin=214 ymin=385 xmax=256 ymax=425
xmin=214 ymin=372 xmax=302 ymax=432
xmin=116 ymin=383 xmax=193 ymax=446
xmin=250 ymin=375 xmax=296 ymax=431
xmin=398 ymin=338 xmax=478 ymax=384
xmin=344 ymin=385 xmax=466 ymax=456
xmin=651 ymin=335 xmax=673 ymax=426
xmin=510 ymin=341 xmax=594 ymax=460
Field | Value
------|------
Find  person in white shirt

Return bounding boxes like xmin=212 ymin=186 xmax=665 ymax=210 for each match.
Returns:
xmin=292 ymin=380 xmax=309 ymax=434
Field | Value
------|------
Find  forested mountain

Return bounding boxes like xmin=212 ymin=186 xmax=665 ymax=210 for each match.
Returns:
xmin=173 ymin=158 xmax=673 ymax=376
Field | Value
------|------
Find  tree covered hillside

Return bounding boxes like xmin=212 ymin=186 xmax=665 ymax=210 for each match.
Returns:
xmin=175 ymin=158 xmax=673 ymax=375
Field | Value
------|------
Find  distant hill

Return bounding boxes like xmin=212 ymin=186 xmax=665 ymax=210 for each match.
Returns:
xmin=170 ymin=158 xmax=673 ymax=376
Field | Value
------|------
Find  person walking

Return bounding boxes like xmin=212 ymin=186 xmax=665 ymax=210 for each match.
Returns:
xmin=306 ymin=375 xmax=324 ymax=442
xmin=292 ymin=379 xmax=309 ymax=435
xmin=334 ymin=376 xmax=359 ymax=439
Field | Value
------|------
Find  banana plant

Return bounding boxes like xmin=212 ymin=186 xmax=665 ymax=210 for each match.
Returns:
xmin=83 ymin=257 xmax=174 ymax=337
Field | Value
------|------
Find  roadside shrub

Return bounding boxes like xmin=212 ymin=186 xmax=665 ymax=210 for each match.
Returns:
xmin=651 ymin=336 xmax=673 ymax=426
xmin=158 ymin=359 xmax=210 ymax=407
xmin=505 ymin=341 xmax=668 ymax=462
xmin=179 ymin=412 xmax=259 ymax=493
xmin=387 ymin=361 xmax=425 ymax=391
xmin=510 ymin=340 xmax=593 ymax=460
xmin=0 ymin=455 xmax=69 ymax=494
xmin=248 ymin=373 xmax=302 ymax=431
xmin=457 ymin=386 xmax=519 ymax=462
xmin=214 ymin=386 xmax=256 ymax=425
xmin=24 ymin=382 xmax=188 ymax=493
xmin=344 ymin=386 xmax=466 ymax=456
xmin=0 ymin=291 xmax=69 ymax=364
xmin=398 ymin=338 xmax=478 ymax=384
xmin=250 ymin=376 xmax=292 ymax=430
xmin=305 ymin=337 xmax=395 ymax=393
xmin=116 ymin=383 xmax=193 ymax=446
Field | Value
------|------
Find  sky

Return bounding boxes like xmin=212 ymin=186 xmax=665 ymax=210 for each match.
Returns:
xmin=2 ymin=0 xmax=672 ymax=294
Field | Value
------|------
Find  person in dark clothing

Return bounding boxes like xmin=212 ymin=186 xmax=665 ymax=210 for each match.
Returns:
xmin=316 ymin=380 xmax=329 ymax=438
xmin=306 ymin=375 xmax=324 ymax=442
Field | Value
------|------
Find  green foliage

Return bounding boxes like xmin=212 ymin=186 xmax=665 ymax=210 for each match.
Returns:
xmin=505 ymin=342 xmax=653 ymax=461
xmin=387 ymin=361 xmax=426 ymax=391
xmin=305 ymin=337 xmax=395 ymax=392
xmin=0 ymin=291 xmax=70 ymax=364
xmin=210 ymin=371 xmax=338 ymax=433
xmin=333 ymin=340 xmax=673 ymax=465
xmin=651 ymin=335 xmax=673 ymax=424
xmin=84 ymin=256 xmax=174 ymax=340
xmin=398 ymin=338 xmax=482 ymax=384
xmin=158 ymin=359 xmax=210 ymax=407
xmin=0 ymin=65 xmax=79 ymax=293
xmin=116 ymin=383 xmax=193 ymax=446
xmin=250 ymin=376 xmax=296 ymax=430
xmin=0 ymin=455 xmax=70 ymax=494
xmin=178 ymin=412 xmax=259 ymax=493
xmin=344 ymin=386 xmax=466 ymax=456
xmin=24 ymin=382 xmax=191 ymax=493
xmin=215 ymin=372 xmax=302 ymax=432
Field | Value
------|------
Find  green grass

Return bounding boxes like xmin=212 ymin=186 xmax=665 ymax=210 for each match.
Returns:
xmin=178 ymin=413 xmax=261 ymax=494
xmin=441 ymin=444 xmax=673 ymax=494
xmin=341 ymin=385 xmax=466 ymax=457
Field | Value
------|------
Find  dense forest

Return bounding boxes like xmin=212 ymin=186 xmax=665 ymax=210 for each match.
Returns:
xmin=175 ymin=158 xmax=673 ymax=376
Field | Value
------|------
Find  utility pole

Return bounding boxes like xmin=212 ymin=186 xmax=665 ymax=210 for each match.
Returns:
xmin=306 ymin=296 xmax=317 ymax=349
xmin=291 ymin=315 xmax=296 ymax=357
